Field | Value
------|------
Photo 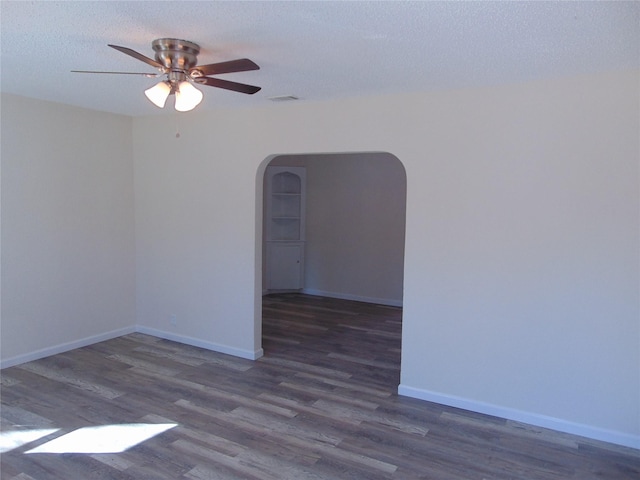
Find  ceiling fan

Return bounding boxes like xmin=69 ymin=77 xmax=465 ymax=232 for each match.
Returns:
xmin=73 ymin=38 xmax=261 ymax=111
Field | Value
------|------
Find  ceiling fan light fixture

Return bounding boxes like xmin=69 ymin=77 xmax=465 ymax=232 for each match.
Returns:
xmin=75 ymin=39 xmax=260 ymax=112
xmin=174 ymin=81 xmax=203 ymax=112
xmin=144 ymin=81 xmax=171 ymax=108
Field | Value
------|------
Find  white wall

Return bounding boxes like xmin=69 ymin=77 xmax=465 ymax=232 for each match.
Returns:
xmin=1 ymin=94 xmax=135 ymax=366
xmin=133 ymin=70 xmax=639 ymax=447
xmin=267 ymin=153 xmax=406 ymax=306
xmin=398 ymin=72 xmax=639 ymax=447
xmin=133 ymin=111 xmax=266 ymax=358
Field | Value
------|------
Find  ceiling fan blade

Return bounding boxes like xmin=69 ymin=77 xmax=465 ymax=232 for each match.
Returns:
xmin=191 ymin=58 xmax=259 ymax=76
xmin=194 ymin=76 xmax=261 ymax=94
xmin=71 ymin=70 xmax=160 ymax=77
xmin=108 ymin=44 xmax=164 ymax=69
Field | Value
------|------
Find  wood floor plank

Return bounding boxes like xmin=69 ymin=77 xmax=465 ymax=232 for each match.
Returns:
xmin=16 ymin=362 xmax=123 ymax=400
xmin=292 ymin=371 xmax=392 ymax=398
xmin=2 ymin=293 xmax=638 ymax=479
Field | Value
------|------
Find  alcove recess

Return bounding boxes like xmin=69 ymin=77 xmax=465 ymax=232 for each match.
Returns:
xmin=265 ymin=166 xmax=306 ymax=290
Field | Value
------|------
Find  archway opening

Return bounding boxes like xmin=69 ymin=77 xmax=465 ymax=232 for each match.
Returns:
xmin=255 ymin=152 xmax=407 ymax=388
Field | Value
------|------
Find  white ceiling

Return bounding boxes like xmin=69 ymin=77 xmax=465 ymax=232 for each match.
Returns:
xmin=1 ymin=1 xmax=638 ymax=117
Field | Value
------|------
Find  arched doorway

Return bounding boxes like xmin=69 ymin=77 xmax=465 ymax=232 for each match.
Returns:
xmin=255 ymin=152 xmax=407 ymax=384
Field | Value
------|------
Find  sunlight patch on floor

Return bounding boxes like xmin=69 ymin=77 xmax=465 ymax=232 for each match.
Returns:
xmin=0 ymin=429 xmax=60 ymax=453
xmin=24 ymin=423 xmax=177 ymax=454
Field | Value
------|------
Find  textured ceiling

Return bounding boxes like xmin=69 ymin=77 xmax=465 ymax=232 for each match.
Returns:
xmin=1 ymin=1 xmax=638 ymax=117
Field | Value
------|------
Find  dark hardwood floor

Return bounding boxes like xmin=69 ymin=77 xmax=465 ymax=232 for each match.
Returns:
xmin=1 ymin=293 xmax=638 ymax=479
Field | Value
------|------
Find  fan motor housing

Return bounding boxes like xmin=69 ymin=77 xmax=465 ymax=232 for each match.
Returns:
xmin=152 ymin=38 xmax=200 ymax=71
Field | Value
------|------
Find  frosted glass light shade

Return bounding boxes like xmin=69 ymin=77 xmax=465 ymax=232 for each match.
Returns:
xmin=144 ymin=81 xmax=171 ymax=108
xmin=175 ymin=81 xmax=203 ymax=112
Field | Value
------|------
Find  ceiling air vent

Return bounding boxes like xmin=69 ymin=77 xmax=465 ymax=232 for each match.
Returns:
xmin=268 ymin=95 xmax=299 ymax=102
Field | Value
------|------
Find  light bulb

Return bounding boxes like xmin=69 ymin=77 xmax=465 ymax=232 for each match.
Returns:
xmin=144 ymin=81 xmax=171 ymax=108
xmin=175 ymin=81 xmax=203 ymax=112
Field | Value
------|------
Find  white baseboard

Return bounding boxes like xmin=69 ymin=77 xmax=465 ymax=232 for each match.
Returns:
xmin=135 ymin=326 xmax=264 ymax=360
xmin=398 ymin=384 xmax=640 ymax=450
xmin=0 ymin=326 xmax=137 ymax=369
xmin=1 ymin=325 xmax=264 ymax=370
xmin=301 ymin=288 xmax=403 ymax=307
